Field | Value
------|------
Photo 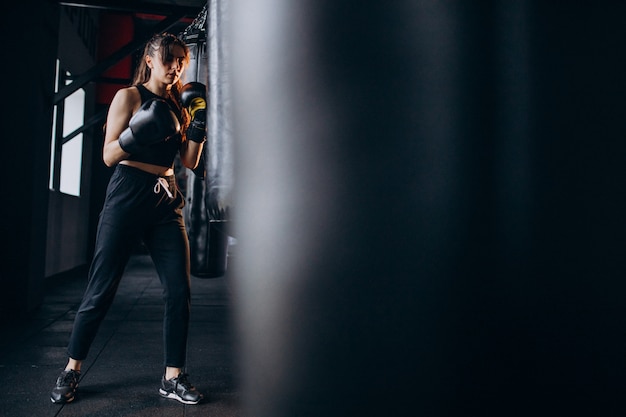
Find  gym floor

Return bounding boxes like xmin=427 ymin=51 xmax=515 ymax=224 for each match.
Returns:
xmin=0 ymin=254 xmax=240 ymax=417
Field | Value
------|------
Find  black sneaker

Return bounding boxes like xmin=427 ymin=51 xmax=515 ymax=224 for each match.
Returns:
xmin=50 ymin=369 xmax=80 ymax=404
xmin=159 ymin=373 xmax=203 ymax=405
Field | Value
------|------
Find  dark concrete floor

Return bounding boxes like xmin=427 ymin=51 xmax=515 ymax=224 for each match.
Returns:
xmin=0 ymin=254 xmax=240 ymax=417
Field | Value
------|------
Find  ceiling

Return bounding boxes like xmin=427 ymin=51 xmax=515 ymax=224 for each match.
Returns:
xmin=57 ymin=0 xmax=207 ymax=17
xmin=57 ymin=0 xmax=207 ymax=40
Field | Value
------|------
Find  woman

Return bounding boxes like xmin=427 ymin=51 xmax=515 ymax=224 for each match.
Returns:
xmin=50 ymin=32 xmax=206 ymax=405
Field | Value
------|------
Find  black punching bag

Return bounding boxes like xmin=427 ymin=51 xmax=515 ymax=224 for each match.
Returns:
xmin=227 ymin=1 xmax=621 ymax=417
xmin=181 ymin=1 xmax=233 ymax=278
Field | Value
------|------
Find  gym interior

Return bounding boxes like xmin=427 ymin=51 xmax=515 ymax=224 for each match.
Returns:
xmin=1 ymin=1 xmax=626 ymax=416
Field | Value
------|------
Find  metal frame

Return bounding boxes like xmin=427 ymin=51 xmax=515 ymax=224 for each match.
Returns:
xmin=53 ymin=1 xmax=203 ymax=105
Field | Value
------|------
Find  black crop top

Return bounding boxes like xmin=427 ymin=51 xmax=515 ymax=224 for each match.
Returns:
xmin=125 ymin=84 xmax=183 ymax=168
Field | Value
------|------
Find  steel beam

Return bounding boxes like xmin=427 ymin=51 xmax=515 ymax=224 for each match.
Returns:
xmin=53 ymin=12 xmax=189 ymax=104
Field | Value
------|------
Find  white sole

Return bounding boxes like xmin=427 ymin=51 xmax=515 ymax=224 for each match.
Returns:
xmin=159 ymin=388 xmax=201 ymax=405
xmin=50 ymin=395 xmax=75 ymax=404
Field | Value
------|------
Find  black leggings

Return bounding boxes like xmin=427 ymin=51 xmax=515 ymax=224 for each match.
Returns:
xmin=67 ymin=164 xmax=191 ymax=368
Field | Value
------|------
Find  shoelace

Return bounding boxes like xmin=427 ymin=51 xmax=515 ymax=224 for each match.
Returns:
xmin=59 ymin=370 xmax=79 ymax=386
xmin=154 ymin=177 xmax=173 ymax=198
xmin=174 ymin=373 xmax=193 ymax=390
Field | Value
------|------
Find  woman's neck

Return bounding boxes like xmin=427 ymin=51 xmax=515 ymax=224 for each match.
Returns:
xmin=143 ymin=81 xmax=171 ymax=98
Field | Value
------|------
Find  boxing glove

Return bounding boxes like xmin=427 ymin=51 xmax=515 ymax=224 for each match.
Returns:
xmin=118 ymin=98 xmax=181 ymax=154
xmin=181 ymin=82 xmax=207 ymax=143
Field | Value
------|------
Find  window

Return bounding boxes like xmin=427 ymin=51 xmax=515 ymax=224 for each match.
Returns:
xmin=49 ymin=60 xmax=85 ymax=197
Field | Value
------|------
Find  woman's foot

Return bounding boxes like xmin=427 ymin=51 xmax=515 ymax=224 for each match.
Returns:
xmin=50 ymin=369 xmax=81 ymax=404
xmin=159 ymin=372 xmax=203 ymax=405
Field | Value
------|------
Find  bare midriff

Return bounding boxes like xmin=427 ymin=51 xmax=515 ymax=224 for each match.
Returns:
xmin=119 ymin=160 xmax=174 ymax=177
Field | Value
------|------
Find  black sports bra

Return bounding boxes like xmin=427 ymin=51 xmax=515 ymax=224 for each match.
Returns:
xmin=124 ymin=84 xmax=183 ymax=168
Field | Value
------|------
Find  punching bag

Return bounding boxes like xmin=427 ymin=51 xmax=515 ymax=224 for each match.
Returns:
xmin=180 ymin=1 xmax=234 ymax=278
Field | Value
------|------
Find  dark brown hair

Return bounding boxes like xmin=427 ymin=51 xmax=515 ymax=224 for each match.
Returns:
xmin=132 ymin=32 xmax=191 ymax=131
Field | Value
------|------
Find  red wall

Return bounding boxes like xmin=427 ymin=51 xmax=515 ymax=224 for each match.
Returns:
xmin=96 ymin=13 xmax=134 ymax=104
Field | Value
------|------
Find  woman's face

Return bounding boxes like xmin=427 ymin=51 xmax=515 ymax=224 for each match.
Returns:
xmin=149 ymin=45 xmax=187 ymax=85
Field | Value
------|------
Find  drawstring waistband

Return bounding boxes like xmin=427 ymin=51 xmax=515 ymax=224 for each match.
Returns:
xmin=154 ymin=177 xmax=174 ymax=198
xmin=114 ymin=165 xmax=175 ymax=199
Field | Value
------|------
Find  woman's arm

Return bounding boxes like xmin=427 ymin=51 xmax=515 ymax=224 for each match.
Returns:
xmin=179 ymin=137 xmax=205 ymax=170
xmin=102 ymin=87 xmax=141 ymax=167
xmin=179 ymin=82 xmax=207 ymax=170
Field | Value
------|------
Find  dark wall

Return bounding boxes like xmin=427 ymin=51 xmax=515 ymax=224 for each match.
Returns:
xmin=45 ymin=7 xmax=99 ymax=278
xmin=0 ymin=3 xmax=100 ymax=314
xmin=0 ymin=2 xmax=60 ymax=314
xmin=230 ymin=1 xmax=626 ymax=416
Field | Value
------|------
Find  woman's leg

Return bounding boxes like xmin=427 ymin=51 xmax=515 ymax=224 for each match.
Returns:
xmin=66 ymin=213 xmax=139 ymax=361
xmin=145 ymin=204 xmax=203 ymax=405
xmin=67 ymin=166 xmax=143 ymax=362
xmin=144 ymin=209 xmax=191 ymax=370
xmin=52 ymin=166 xmax=143 ymax=404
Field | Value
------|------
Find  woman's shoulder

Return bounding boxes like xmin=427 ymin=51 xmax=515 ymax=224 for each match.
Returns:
xmin=110 ymin=85 xmax=142 ymax=109
xmin=113 ymin=85 xmax=141 ymax=100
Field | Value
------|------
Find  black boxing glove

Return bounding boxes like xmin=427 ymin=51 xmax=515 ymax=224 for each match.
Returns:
xmin=118 ymin=98 xmax=181 ymax=154
xmin=180 ymin=82 xmax=207 ymax=143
